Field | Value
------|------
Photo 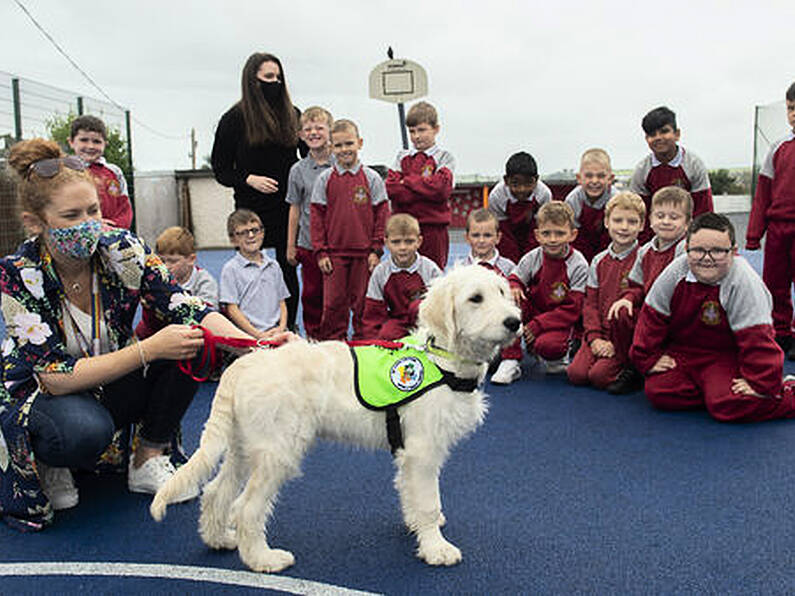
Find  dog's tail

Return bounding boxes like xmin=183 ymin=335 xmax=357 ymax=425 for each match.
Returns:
xmin=150 ymin=364 xmax=237 ymax=521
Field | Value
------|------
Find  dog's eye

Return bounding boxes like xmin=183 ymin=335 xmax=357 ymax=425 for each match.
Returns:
xmin=469 ymin=293 xmax=483 ymax=304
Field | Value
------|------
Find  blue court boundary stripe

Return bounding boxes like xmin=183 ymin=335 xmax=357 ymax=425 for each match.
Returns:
xmin=0 ymin=562 xmax=381 ymax=595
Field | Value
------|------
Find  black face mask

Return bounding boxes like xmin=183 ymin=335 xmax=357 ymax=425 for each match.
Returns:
xmin=259 ymin=80 xmax=282 ymax=103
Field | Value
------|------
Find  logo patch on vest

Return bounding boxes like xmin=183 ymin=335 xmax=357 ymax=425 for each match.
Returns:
xmin=550 ymin=281 xmax=568 ymax=302
xmin=390 ymin=356 xmax=424 ymax=391
xmin=421 ymin=163 xmax=434 ymax=178
xmin=352 ymin=185 xmax=370 ymax=204
xmin=700 ymin=300 xmax=721 ymax=325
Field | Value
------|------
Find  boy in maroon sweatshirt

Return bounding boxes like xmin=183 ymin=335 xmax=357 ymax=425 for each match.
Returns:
xmin=505 ymin=202 xmax=588 ymax=380
xmin=746 ymin=81 xmax=795 ymax=357
xmin=630 ymin=213 xmax=795 ymax=422
xmin=567 ymin=192 xmax=644 ymax=392
xmin=361 ymin=214 xmax=442 ymax=340
xmin=385 ymin=101 xmax=455 ymax=270
xmin=311 ymin=119 xmax=389 ymax=340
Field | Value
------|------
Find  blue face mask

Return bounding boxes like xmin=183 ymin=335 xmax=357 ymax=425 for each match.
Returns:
xmin=47 ymin=219 xmax=102 ymax=260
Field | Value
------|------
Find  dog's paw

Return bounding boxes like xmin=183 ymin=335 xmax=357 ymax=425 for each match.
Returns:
xmin=241 ymin=547 xmax=295 ymax=573
xmin=417 ymin=538 xmax=462 ymax=566
xmin=438 ymin=511 xmax=446 ymax=527
xmin=149 ymin=496 xmax=166 ymax=522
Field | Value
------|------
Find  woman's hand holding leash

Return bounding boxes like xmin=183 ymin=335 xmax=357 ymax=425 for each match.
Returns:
xmin=146 ymin=324 xmax=205 ymax=361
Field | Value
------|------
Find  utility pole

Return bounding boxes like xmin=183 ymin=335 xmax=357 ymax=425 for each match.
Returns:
xmin=190 ymin=128 xmax=197 ymax=170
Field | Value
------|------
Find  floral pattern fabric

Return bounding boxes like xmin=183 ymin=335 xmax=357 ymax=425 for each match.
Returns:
xmin=0 ymin=229 xmax=211 ymax=531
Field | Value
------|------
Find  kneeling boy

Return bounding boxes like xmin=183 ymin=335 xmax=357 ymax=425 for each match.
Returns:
xmin=630 ymin=213 xmax=795 ymax=422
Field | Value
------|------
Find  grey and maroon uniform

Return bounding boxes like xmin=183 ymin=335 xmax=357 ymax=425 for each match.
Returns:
xmin=361 ymin=255 xmax=442 ymax=340
xmin=630 ymin=254 xmax=795 ymax=422
xmin=286 ymin=153 xmax=333 ymax=338
xmin=385 ymin=145 xmax=455 ymax=269
xmin=311 ymin=161 xmax=389 ymax=340
xmin=508 ymin=246 xmax=588 ymax=360
xmin=564 ymin=185 xmax=617 ymax=262
xmin=568 ymin=241 xmax=639 ymax=388
xmin=629 ymin=145 xmax=713 ymax=242
xmin=487 ymin=179 xmax=553 ymax=264
xmin=622 ymin=235 xmax=687 ymax=309
xmin=746 ymin=131 xmax=795 ymax=342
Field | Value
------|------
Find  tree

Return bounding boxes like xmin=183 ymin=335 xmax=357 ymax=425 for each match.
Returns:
xmin=708 ymin=169 xmax=744 ymax=195
xmin=45 ymin=111 xmax=132 ymax=181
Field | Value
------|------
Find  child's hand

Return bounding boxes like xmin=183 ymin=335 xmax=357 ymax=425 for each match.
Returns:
xmin=286 ymin=244 xmax=298 ymax=266
xmin=649 ymin=354 xmax=676 ymax=373
xmin=367 ymin=252 xmax=381 ymax=272
xmin=318 ymin=256 xmax=333 ymax=274
xmin=510 ymin=286 xmax=525 ymax=305
xmin=523 ymin=326 xmax=535 ymax=346
xmin=607 ymin=298 xmax=632 ymax=321
xmin=590 ymin=338 xmax=615 ymax=358
xmin=731 ymin=377 xmax=764 ymax=397
xmin=246 ymin=174 xmax=279 ymax=194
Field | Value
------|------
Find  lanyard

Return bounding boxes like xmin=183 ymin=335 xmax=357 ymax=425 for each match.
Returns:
xmin=63 ymin=266 xmax=102 ymax=358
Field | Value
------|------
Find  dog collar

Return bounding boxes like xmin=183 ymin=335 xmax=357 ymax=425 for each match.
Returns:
xmin=425 ymin=336 xmax=482 ymax=367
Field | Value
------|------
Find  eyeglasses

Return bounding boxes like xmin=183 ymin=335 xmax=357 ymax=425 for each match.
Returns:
xmin=27 ymin=156 xmax=87 ymax=179
xmin=686 ymin=246 xmax=733 ymax=260
xmin=234 ymin=226 xmax=264 ymax=238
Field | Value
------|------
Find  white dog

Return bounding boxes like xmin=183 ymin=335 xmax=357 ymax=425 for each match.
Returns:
xmin=150 ymin=265 xmax=521 ymax=573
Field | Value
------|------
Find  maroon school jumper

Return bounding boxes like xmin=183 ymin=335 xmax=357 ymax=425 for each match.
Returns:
xmin=565 ymin=185 xmax=617 ymax=263
xmin=508 ymin=246 xmax=588 ymax=360
xmin=89 ymin=157 xmax=132 ymax=229
xmin=487 ymin=180 xmax=553 ymax=264
xmin=629 ymin=146 xmax=713 ymax=243
xmin=567 ymin=241 xmax=638 ymax=388
xmin=630 ymin=255 xmax=795 ymax=422
xmin=311 ymin=162 xmax=389 ymax=340
xmin=361 ymin=255 xmax=442 ymax=340
xmin=385 ymin=145 xmax=455 ymax=269
xmin=746 ymin=132 xmax=795 ymax=341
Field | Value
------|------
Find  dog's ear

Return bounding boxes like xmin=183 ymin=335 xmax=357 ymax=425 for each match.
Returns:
xmin=418 ymin=276 xmax=456 ymax=342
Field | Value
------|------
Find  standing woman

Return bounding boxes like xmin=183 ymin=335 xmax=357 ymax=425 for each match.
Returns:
xmin=0 ymin=139 xmax=255 ymax=531
xmin=211 ymin=52 xmax=303 ymax=329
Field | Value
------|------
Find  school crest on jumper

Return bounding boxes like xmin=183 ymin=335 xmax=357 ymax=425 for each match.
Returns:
xmin=700 ymin=300 xmax=721 ymax=326
xmin=421 ymin=163 xmax=434 ymax=178
xmin=620 ymin=271 xmax=630 ymax=290
xmin=352 ymin=185 xmax=370 ymax=204
xmin=549 ymin=281 xmax=569 ymax=302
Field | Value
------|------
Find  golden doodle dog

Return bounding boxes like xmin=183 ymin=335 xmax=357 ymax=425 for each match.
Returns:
xmin=150 ymin=265 xmax=521 ymax=573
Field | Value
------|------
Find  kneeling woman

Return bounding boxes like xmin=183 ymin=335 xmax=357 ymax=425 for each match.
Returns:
xmin=0 ymin=139 xmax=256 ymax=531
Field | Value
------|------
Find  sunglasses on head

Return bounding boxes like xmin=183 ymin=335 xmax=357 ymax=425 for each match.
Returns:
xmin=27 ymin=155 xmax=87 ymax=179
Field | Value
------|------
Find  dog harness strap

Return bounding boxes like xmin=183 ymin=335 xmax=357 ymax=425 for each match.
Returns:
xmin=439 ymin=370 xmax=480 ymax=392
xmin=385 ymin=407 xmax=404 ymax=454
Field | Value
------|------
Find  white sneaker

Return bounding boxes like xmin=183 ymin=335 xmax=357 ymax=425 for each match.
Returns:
xmin=543 ymin=357 xmax=568 ymax=375
xmin=38 ymin=463 xmax=79 ymax=510
xmin=490 ymin=359 xmax=522 ymax=385
xmin=128 ymin=455 xmax=198 ymax=502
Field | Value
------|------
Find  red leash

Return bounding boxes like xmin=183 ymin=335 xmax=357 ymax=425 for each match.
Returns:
xmin=179 ymin=326 xmax=407 ymax=382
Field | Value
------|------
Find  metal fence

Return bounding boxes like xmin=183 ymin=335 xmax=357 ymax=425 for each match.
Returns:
xmin=0 ymin=71 xmax=132 ymax=255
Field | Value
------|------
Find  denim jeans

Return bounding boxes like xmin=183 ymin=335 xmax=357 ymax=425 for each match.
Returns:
xmin=28 ymin=360 xmax=198 ymax=468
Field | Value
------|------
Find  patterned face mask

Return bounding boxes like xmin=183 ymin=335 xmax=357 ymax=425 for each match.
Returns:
xmin=47 ymin=219 xmax=102 ymax=260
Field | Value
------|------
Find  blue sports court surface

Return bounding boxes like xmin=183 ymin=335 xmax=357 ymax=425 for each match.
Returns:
xmin=4 ymin=233 xmax=795 ymax=594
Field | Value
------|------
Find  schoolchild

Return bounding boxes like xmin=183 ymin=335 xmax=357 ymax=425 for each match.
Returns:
xmin=630 ymin=212 xmax=795 ymax=423
xmin=311 ymin=119 xmax=389 ymax=340
xmin=286 ymin=106 xmax=334 ymax=338
xmin=566 ymin=192 xmax=644 ymax=392
xmin=503 ymin=201 xmax=588 ymax=381
xmin=361 ymin=214 xmax=442 ymax=340
xmin=487 ymin=151 xmax=553 ymax=264
xmin=220 ymin=209 xmax=289 ymax=339
xmin=135 ymin=226 xmax=219 ymax=339
xmin=746 ymin=82 xmax=795 ymax=357
xmin=68 ymin=115 xmax=132 ymax=229
xmin=385 ymin=101 xmax=455 ymax=269
xmin=564 ymin=148 xmax=617 ymax=262
xmin=629 ymin=106 xmax=712 ymax=242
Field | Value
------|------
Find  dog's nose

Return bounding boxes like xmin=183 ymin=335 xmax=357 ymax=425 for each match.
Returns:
xmin=503 ymin=316 xmax=521 ymax=333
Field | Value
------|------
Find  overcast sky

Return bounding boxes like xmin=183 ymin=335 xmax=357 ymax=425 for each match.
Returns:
xmin=2 ymin=0 xmax=793 ymax=176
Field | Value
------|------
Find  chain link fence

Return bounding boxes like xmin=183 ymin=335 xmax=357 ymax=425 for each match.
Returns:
xmin=0 ymin=70 xmax=130 ymax=255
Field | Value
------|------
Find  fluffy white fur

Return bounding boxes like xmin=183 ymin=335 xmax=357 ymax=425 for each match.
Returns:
xmin=150 ymin=265 xmax=521 ymax=573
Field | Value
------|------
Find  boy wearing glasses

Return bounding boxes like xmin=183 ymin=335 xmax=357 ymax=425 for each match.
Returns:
xmin=630 ymin=213 xmax=795 ymax=422
xmin=220 ymin=209 xmax=289 ymax=339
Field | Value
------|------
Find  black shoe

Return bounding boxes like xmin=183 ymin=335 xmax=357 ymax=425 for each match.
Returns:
xmin=776 ymin=335 xmax=792 ymax=353
xmin=788 ymin=343 xmax=795 ymax=362
xmin=607 ymin=367 xmax=643 ymax=395
xmin=568 ymin=338 xmax=582 ymax=360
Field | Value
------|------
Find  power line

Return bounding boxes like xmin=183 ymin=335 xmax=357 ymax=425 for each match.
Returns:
xmin=13 ymin=0 xmax=188 ymax=142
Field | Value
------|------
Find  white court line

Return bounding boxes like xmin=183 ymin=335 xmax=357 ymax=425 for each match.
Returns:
xmin=0 ymin=562 xmax=382 ymax=595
